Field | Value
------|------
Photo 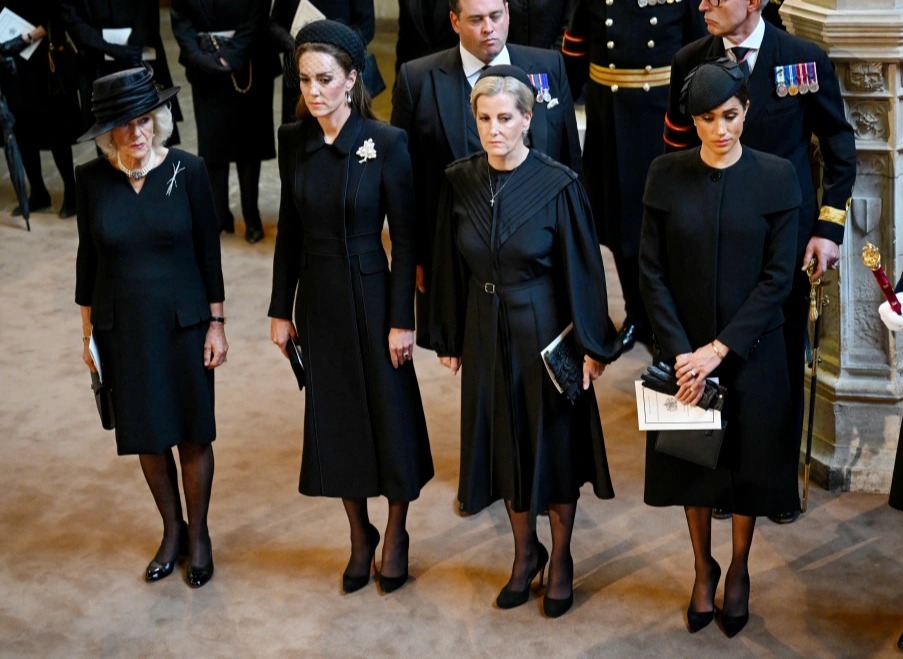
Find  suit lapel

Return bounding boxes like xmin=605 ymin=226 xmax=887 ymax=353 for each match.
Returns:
xmin=745 ymin=24 xmax=778 ymax=127
xmin=432 ymin=49 xmax=471 ymax=160
xmin=509 ymin=47 xmax=548 ymax=153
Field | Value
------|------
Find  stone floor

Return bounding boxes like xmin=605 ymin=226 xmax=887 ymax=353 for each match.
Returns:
xmin=1 ymin=14 xmax=902 ymax=659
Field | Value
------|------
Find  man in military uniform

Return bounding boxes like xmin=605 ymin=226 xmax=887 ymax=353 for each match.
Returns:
xmin=663 ymin=0 xmax=856 ymax=524
xmin=562 ymin=0 xmax=706 ymax=354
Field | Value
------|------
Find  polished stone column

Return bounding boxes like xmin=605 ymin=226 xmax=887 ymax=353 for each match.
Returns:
xmin=781 ymin=0 xmax=903 ymax=492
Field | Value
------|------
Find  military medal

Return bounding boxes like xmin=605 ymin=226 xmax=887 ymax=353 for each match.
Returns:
xmin=808 ymin=61 xmax=819 ymax=93
xmin=787 ymin=64 xmax=799 ymax=96
xmin=638 ymin=0 xmax=648 ymax=6
xmin=774 ymin=66 xmax=788 ymax=97
xmin=797 ymin=63 xmax=809 ymax=94
xmin=528 ymin=73 xmax=550 ymax=104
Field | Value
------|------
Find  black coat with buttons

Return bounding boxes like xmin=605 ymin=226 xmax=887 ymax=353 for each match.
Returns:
xmin=562 ymin=0 xmax=705 ymax=257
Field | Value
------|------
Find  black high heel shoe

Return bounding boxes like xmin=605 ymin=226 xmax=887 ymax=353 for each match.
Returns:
xmin=719 ymin=571 xmax=750 ymax=638
xmin=145 ymin=521 xmax=188 ymax=583
xmin=686 ymin=558 xmax=721 ymax=633
xmin=542 ymin=554 xmax=574 ymax=618
xmin=496 ymin=542 xmax=549 ymax=609
xmin=343 ymin=523 xmax=379 ymax=593
xmin=377 ymin=530 xmax=410 ymax=594
xmin=186 ymin=559 xmax=215 ymax=588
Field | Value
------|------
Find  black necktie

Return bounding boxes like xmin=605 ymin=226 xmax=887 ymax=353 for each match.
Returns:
xmin=730 ymin=47 xmax=752 ymax=78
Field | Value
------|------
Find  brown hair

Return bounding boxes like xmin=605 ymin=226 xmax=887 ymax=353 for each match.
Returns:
xmin=294 ymin=42 xmax=375 ymax=120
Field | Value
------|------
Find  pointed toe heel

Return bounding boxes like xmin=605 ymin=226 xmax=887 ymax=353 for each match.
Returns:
xmin=186 ymin=559 xmax=214 ymax=588
xmin=496 ymin=543 xmax=548 ymax=609
xmin=542 ymin=592 xmax=574 ymax=618
xmin=686 ymin=558 xmax=720 ymax=633
xmin=343 ymin=523 xmax=379 ymax=594
xmin=719 ymin=611 xmax=749 ymax=638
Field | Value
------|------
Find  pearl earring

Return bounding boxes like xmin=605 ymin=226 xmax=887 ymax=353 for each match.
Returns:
xmin=346 ymin=89 xmax=352 ymax=105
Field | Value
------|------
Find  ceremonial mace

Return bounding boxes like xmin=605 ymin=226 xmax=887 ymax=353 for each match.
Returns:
xmin=802 ymin=260 xmax=827 ymax=513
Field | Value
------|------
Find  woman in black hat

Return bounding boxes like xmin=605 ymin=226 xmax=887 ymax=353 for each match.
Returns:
xmin=268 ymin=19 xmax=432 ymax=595
xmin=75 ymin=67 xmax=226 ymax=588
xmin=429 ymin=65 xmax=620 ymax=618
xmin=639 ymin=58 xmax=801 ymax=637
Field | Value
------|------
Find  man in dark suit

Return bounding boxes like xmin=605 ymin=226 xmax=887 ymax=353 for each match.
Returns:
xmin=391 ymin=0 xmax=583 ymax=348
xmin=663 ymin=0 xmax=856 ymax=523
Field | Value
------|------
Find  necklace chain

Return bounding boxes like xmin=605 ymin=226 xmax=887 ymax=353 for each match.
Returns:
xmin=117 ymin=149 xmax=156 ymax=180
xmin=488 ymin=160 xmax=520 ymax=207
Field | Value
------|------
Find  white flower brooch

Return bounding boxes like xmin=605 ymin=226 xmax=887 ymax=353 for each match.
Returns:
xmin=166 ymin=161 xmax=186 ymax=197
xmin=356 ymin=138 xmax=377 ymax=163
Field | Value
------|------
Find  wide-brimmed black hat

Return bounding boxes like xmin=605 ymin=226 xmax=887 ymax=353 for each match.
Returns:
xmin=77 ymin=67 xmax=180 ymax=143
xmin=680 ymin=57 xmax=747 ymax=116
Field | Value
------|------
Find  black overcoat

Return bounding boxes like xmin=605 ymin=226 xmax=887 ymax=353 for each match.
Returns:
xmin=429 ymin=150 xmax=619 ymax=518
xmin=74 ymin=150 xmax=224 ymax=455
xmin=171 ymin=0 xmax=277 ymax=163
xmin=268 ymin=111 xmax=433 ymax=501
xmin=562 ymin=0 xmax=705 ymax=257
xmin=639 ymin=147 xmax=802 ymax=516
xmin=392 ymin=43 xmax=583 ymax=347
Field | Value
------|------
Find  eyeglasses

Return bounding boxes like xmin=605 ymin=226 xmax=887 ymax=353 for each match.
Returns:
xmin=706 ymin=0 xmax=731 ymax=6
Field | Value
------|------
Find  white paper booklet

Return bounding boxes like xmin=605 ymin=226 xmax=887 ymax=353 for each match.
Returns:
xmin=0 ymin=8 xmax=40 ymax=60
xmin=291 ymin=0 xmax=327 ymax=37
xmin=635 ymin=380 xmax=722 ymax=430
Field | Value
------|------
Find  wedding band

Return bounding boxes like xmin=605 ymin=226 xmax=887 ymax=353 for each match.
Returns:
xmin=403 ymin=352 xmax=411 ymax=359
xmin=689 ymin=370 xmax=698 ymax=378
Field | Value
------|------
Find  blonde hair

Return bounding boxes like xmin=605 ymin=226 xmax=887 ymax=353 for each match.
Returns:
xmin=470 ymin=75 xmax=534 ymax=117
xmin=95 ymin=104 xmax=174 ymax=157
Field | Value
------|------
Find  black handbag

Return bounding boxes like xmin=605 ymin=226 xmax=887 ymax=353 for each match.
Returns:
xmin=655 ymin=422 xmax=726 ymax=469
xmin=541 ymin=323 xmax=583 ymax=404
xmin=90 ymin=371 xmax=116 ymax=430
xmin=640 ymin=362 xmax=727 ymax=411
xmin=286 ymin=336 xmax=305 ymax=391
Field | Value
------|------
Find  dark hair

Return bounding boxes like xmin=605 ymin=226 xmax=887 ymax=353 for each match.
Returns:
xmin=293 ymin=42 xmax=375 ymax=121
xmin=680 ymin=58 xmax=749 ymax=116
xmin=449 ymin=0 xmax=461 ymax=14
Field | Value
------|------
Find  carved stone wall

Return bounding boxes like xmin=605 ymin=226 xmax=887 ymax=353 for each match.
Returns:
xmin=782 ymin=0 xmax=903 ymax=492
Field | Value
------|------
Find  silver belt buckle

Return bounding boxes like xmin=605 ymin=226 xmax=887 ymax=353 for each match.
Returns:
xmin=484 ymin=282 xmax=495 ymax=294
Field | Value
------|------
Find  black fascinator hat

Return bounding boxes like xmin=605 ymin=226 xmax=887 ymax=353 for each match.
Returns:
xmin=285 ymin=19 xmax=367 ymax=89
xmin=77 ymin=66 xmax=179 ymax=143
xmin=680 ymin=57 xmax=747 ymax=116
xmin=476 ymin=64 xmax=536 ymax=95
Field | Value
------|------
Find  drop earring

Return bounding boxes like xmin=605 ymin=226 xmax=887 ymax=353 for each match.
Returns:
xmin=346 ymin=89 xmax=352 ymax=105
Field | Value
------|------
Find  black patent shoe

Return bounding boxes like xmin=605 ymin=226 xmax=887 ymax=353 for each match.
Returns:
xmin=245 ymin=226 xmax=264 ymax=244
xmin=687 ymin=559 xmax=721 ymax=633
xmin=12 ymin=194 xmax=51 ymax=217
xmin=712 ymin=508 xmax=731 ymax=520
xmin=768 ymin=510 xmax=800 ymax=524
xmin=58 ymin=204 xmax=76 ymax=219
xmin=377 ymin=530 xmax=410 ymax=594
xmin=145 ymin=521 xmax=188 ymax=583
xmin=343 ymin=523 xmax=380 ymax=593
xmin=186 ymin=559 xmax=214 ymax=588
xmin=496 ymin=542 xmax=549 ymax=609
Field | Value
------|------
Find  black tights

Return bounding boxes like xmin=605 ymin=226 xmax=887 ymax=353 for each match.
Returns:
xmin=207 ymin=161 xmax=263 ymax=232
xmin=685 ymin=506 xmax=755 ymax=615
xmin=342 ymin=498 xmax=410 ymax=579
xmin=20 ymin=142 xmax=75 ymax=207
xmin=139 ymin=443 xmax=214 ymax=567
xmin=505 ymin=500 xmax=576 ymax=600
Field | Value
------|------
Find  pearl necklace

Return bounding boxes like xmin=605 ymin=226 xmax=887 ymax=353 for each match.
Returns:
xmin=117 ymin=149 xmax=156 ymax=180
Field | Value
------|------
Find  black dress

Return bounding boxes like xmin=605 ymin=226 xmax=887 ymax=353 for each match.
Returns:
xmin=430 ymin=150 xmax=620 ymax=517
xmin=170 ymin=0 xmax=277 ymax=164
xmin=268 ymin=111 xmax=433 ymax=501
xmin=889 ymin=278 xmax=903 ymax=511
xmin=639 ymin=147 xmax=802 ymax=516
xmin=74 ymin=150 xmax=225 ymax=455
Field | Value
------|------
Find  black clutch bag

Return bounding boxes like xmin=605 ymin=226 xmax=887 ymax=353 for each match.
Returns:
xmin=654 ymin=422 xmax=727 ymax=469
xmin=287 ymin=337 xmax=305 ymax=391
xmin=640 ymin=362 xmax=727 ymax=411
xmin=90 ymin=371 xmax=115 ymax=430
xmin=541 ymin=323 xmax=583 ymax=404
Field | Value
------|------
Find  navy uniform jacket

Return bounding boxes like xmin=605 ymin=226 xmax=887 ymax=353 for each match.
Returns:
xmin=391 ymin=44 xmax=583 ymax=346
xmin=663 ymin=21 xmax=855 ymax=253
xmin=562 ymin=0 xmax=705 ymax=255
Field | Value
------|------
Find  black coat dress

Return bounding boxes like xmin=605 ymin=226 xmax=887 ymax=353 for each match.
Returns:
xmin=75 ymin=151 xmax=224 ymax=455
xmin=0 ymin=0 xmax=81 ymax=148
xmin=430 ymin=150 xmax=620 ymax=517
xmin=639 ymin=147 xmax=802 ymax=516
xmin=61 ymin=0 xmax=183 ymax=141
xmin=268 ymin=111 xmax=433 ymax=501
xmin=171 ymin=0 xmax=277 ymax=164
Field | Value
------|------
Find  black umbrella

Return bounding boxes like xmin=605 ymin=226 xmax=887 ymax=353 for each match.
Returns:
xmin=0 ymin=69 xmax=30 ymax=231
